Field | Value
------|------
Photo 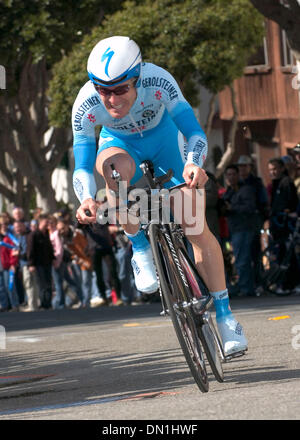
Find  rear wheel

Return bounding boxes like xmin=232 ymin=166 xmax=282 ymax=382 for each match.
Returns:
xmin=198 ymin=313 xmax=224 ymax=382
xmin=176 ymin=247 xmax=224 ymax=382
xmin=149 ymin=223 xmax=209 ymax=393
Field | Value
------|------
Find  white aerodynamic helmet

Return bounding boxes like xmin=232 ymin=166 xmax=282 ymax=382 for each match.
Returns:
xmin=87 ymin=36 xmax=142 ymax=87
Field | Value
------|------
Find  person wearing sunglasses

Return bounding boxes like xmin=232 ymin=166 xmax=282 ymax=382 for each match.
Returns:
xmin=72 ymin=36 xmax=248 ymax=356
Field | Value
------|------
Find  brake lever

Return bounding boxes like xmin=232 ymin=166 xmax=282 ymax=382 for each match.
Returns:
xmin=154 ymin=169 xmax=174 ymax=186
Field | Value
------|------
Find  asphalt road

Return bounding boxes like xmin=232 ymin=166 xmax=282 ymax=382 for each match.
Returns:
xmin=0 ymin=295 xmax=299 ymax=422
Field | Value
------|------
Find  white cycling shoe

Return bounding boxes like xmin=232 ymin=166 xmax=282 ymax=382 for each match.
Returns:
xmin=131 ymin=246 xmax=158 ymax=294
xmin=217 ymin=316 xmax=248 ymax=356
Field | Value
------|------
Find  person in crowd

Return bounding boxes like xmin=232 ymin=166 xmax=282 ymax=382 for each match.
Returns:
xmin=66 ymin=223 xmax=101 ymax=308
xmin=56 ymin=219 xmax=83 ymax=307
xmin=281 ymin=154 xmax=297 ymax=180
xmin=266 ymin=158 xmax=299 ymax=291
xmin=48 ymin=215 xmax=66 ymax=309
xmin=222 ymin=165 xmax=257 ymax=297
xmin=11 ymin=207 xmax=29 ymax=227
xmin=13 ymin=220 xmax=39 ymax=312
xmin=0 ymin=253 xmax=7 ymax=312
xmin=0 ymin=220 xmax=19 ymax=311
xmin=291 ymin=143 xmax=300 ymax=199
xmin=236 ymin=155 xmax=269 ymax=292
xmin=84 ymin=222 xmax=123 ymax=306
xmin=109 ymin=224 xmax=140 ymax=305
xmin=30 ymin=219 xmax=38 ymax=232
xmin=27 ymin=214 xmax=55 ymax=310
xmin=267 ymin=158 xmax=298 ymax=237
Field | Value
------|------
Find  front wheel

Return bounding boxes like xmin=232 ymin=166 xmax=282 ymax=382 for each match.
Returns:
xmin=149 ymin=223 xmax=209 ymax=393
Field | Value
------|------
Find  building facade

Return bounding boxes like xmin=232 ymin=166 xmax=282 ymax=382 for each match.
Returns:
xmin=218 ymin=19 xmax=300 ymax=185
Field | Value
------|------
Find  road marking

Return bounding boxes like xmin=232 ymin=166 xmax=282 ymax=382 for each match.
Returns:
xmin=268 ymin=315 xmax=291 ymax=321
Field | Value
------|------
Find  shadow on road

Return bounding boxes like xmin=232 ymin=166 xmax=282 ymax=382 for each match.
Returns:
xmin=0 ymin=303 xmax=163 ymax=333
xmin=0 ymin=345 xmax=203 ymax=415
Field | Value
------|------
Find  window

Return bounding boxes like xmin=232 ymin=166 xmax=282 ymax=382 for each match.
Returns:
xmin=280 ymin=30 xmax=294 ymax=67
xmin=247 ymin=37 xmax=269 ymax=68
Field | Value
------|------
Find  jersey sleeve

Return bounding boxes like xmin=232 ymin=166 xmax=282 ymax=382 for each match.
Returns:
xmin=71 ymin=96 xmax=97 ymax=203
xmin=157 ymin=67 xmax=208 ymax=168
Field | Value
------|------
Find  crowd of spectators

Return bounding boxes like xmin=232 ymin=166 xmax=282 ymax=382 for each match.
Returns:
xmin=1 ymin=144 xmax=300 ymax=312
xmin=206 ymin=144 xmax=300 ymax=297
xmin=0 ymin=205 xmax=141 ymax=312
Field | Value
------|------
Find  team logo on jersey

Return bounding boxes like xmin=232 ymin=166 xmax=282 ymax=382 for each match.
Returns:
xmin=73 ymin=95 xmax=101 ymax=131
xmin=87 ymin=113 xmax=96 ymax=123
xmin=142 ymin=109 xmax=154 ymax=118
xmin=155 ymin=90 xmax=162 ymax=100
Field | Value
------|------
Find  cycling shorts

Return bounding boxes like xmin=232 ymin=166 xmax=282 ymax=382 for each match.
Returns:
xmin=98 ymin=111 xmax=187 ymax=188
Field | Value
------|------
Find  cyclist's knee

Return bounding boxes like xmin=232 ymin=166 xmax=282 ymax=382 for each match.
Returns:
xmin=96 ymin=148 xmax=136 ymax=189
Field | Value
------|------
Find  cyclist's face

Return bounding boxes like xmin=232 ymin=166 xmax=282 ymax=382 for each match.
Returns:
xmin=97 ymin=79 xmax=137 ymax=119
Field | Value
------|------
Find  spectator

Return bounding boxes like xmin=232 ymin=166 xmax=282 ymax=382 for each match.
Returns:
xmin=292 ymin=143 xmax=300 ymax=199
xmin=236 ymin=155 xmax=269 ymax=291
xmin=27 ymin=214 xmax=55 ymax=310
xmin=281 ymin=155 xmax=297 ymax=180
xmin=48 ymin=215 xmax=65 ymax=309
xmin=11 ymin=207 xmax=28 ymax=225
xmin=0 ymin=220 xmax=19 ymax=311
xmin=85 ymin=222 xmax=122 ymax=306
xmin=266 ymin=158 xmax=299 ymax=291
xmin=67 ymin=223 xmax=101 ymax=308
xmin=13 ymin=220 xmax=39 ymax=312
xmin=56 ymin=219 xmax=83 ymax=307
xmin=222 ymin=165 xmax=257 ymax=297
xmin=0 ymin=254 xmax=7 ymax=312
xmin=109 ymin=224 xmax=139 ymax=305
xmin=30 ymin=219 xmax=38 ymax=232
xmin=267 ymin=158 xmax=298 ymax=239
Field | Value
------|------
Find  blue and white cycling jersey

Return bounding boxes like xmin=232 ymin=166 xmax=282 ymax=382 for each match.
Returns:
xmin=72 ymin=62 xmax=207 ymax=202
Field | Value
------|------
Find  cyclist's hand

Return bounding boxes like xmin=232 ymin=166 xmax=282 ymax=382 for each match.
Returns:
xmin=183 ymin=164 xmax=208 ymax=189
xmin=76 ymin=198 xmax=98 ymax=224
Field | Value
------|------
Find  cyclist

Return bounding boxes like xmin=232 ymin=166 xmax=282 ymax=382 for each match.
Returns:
xmin=73 ymin=36 xmax=247 ymax=356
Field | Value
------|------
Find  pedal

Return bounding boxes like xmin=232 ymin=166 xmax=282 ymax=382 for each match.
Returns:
xmin=223 ymin=348 xmax=248 ymax=362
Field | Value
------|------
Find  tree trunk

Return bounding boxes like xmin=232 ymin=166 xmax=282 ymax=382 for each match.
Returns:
xmin=204 ymin=94 xmax=216 ymax=138
xmin=215 ymin=85 xmax=238 ymax=179
xmin=0 ymin=56 xmax=72 ymax=216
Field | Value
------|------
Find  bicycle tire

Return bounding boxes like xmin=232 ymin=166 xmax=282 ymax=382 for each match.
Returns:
xmin=176 ymin=247 xmax=224 ymax=382
xmin=198 ymin=314 xmax=224 ymax=382
xmin=149 ymin=223 xmax=209 ymax=393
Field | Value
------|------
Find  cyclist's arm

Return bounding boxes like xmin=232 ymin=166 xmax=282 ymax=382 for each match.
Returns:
xmin=72 ymin=133 xmax=97 ymax=202
xmin=156 ymin=66 xmax=208 ymax=187
xmin=171 ymin=105 xmax=208 ymax=188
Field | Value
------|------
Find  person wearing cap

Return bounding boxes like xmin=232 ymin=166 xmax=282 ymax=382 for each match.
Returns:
xmin=293 ymin=143 xmax=300 ymax=162
xmin=236 ymin=155 xmax=269 ymax=292
xmin=72 ymin=36 xmax=248 ymax=356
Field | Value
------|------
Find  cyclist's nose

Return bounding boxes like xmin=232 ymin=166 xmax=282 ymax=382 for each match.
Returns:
xmin=108 ymin=93 xmax=123 ymax=105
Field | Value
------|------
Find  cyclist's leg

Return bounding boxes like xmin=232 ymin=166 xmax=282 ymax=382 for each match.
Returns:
xmin=152 ymin=129 xmax=248 ymax=356
xmin=175 ymin=188 xmax=248 ymax=355
xmin=96 ymin=129 xmax=157 ymax=293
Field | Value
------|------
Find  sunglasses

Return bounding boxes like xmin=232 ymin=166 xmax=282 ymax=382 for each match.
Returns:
xmin=95 ymin=83 xmax=132 ymax=97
